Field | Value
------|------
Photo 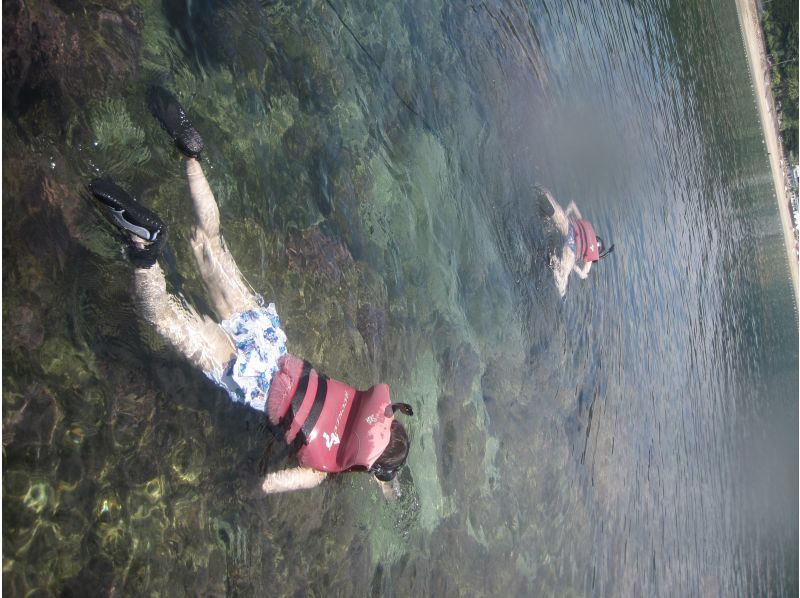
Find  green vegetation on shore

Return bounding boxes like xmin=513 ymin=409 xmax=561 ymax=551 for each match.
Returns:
xmin=761 ymin=0 xmax=799 ymax=163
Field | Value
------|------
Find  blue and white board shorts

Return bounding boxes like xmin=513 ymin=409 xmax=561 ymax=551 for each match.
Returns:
xmin=566 ymin=222 xmax=577 ymax=254
xmin=210 ymin=303 xmax=288 ymax=412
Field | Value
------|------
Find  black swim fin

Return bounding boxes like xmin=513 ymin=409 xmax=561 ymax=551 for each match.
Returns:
xmin=146 ymin=85 xmax=204 ymax=158
xmin=89 ymin=178 xmax=167 ymax=266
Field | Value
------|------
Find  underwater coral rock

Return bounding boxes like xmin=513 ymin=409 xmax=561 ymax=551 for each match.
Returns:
xmin=285 ymin=225 xmax=354 ymax=282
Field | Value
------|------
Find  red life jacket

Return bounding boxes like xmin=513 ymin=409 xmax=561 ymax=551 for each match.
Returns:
xmin=266 ymin=354 xmax=394 ymax=473
xmin=572 ymin=218 xmax=600 ymax=262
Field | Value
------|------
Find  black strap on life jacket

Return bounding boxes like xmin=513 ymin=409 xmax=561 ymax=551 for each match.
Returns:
xmin=278 ymin=361 xmax=328 ymax=447
xmin=302 ymin=374 xmax=328 ymax=440
xmin=278 ymin=360 xmax=312 ymax=434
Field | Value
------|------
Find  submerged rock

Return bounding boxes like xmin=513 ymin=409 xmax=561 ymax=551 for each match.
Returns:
xmin=3 ymin=384 xmax=61 ymax=451
xmin=436 ymin=392 xmax=485 ymax=501
xmin=3 ymin=0 xmax=144 ymax=119
xmin=285 ymin=225 xmax=354 ymax=282
xmin=4 ymin=303 xmax=45 ymax=350
xmin=356 ymin=303 xmax=388 ymax=359
xmin=438 ymin=341 xmax=481 ymax=400
xmin=60 ymin=555 xmax=116 ymax=598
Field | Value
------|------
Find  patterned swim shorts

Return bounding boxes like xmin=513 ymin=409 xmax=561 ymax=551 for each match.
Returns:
xmin=211 ymin=303 xmax=288 ymax=412
xmin=566 ymin=222 xmax=577 ymax=254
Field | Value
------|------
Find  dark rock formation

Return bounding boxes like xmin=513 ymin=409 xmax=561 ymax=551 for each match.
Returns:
xmin=3 ymin=0 xmax=144 ymax=120
xmin=285 ymin=224 xmax=354 ymax=282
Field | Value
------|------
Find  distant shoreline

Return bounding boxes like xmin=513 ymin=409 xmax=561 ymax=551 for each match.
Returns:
xmin=734 ymin=0 xmax=800 ymax=313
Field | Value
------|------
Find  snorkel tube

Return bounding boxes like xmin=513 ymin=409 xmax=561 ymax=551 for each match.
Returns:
xmin=596 ymin=236 xmax=615 ymax=260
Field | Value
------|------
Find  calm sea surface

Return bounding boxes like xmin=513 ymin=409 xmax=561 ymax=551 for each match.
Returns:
xmin=3 ymin=0 xmax=797 ymax=595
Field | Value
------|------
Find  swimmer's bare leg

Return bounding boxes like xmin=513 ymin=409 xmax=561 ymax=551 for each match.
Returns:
xmin=146 ymin=85 xmax=259 ymax=320
xmin=551 ymin=247 xmax=576 ymax=297
xmin=132 ymin=239 xmax=235 ymax=375
xmin=185 ymin=157 xmax=260 ymax=320
xmin=544 ymin=190 xmax=569 ymax=234
xmin=90 ymin=178 xmax=234 ymax=372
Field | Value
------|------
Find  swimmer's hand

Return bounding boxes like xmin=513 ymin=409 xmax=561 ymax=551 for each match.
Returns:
xmin=573 ymin=261 xmax=592 ymax=279
xmin=376 ymin=477 xmax=401 ymax=502
xmin=261 ymin=467 xmax=327 ymax=494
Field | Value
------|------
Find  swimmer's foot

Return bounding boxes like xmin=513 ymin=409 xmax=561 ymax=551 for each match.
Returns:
xmin=89 ymin=178 xmax=166 ymax=266
xmin=146 ymin=85 xmax=204 ymax=158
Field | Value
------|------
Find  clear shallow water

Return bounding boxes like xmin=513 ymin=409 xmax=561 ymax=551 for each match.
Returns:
xmin=3 ymin=0 xmax=797 ymax=595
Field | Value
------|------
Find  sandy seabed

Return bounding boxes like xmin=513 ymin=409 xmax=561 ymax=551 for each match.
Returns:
xmin=734 ymin=0 xmax=800 ymax=313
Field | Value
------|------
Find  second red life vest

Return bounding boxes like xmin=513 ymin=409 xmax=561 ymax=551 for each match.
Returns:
xmin=266 ymin=354 xmax=393 ymax=472
xmin=572 ymin=218 xmax=600 ymax=262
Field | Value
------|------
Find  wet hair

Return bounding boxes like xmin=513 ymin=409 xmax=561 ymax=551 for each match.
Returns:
xmin=370 ymin=420 xmax=410 ymax=482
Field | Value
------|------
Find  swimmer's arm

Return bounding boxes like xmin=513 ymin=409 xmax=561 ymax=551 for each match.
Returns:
xmin=573 ymin=261 xmax=592 ymax=279
xmin=261 ymin=467 xmax=327 ymax=494
xmin=565 ymin=201 xmax=581 ymax=219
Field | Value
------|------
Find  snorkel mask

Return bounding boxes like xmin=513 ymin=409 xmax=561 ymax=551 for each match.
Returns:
xmin=369 ymin=403 xmax=413 ymax=482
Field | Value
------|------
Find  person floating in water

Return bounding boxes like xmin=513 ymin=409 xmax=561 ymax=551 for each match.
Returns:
xmin=538 ymin=187 xmax=613 ymax=296
xmin=89 ymin=86 xmax=412 ymax=497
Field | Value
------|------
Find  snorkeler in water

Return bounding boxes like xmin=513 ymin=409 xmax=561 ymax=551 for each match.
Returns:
xmin=89 ymin=86 xmax=412 ymax=497
xmin=537 ymin=187 xmax=613 ymax=297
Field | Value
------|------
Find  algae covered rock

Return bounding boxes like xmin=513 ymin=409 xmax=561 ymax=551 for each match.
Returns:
xmin=356 ymin=302 xmax=388 ymax=359
xmin=285 ymin=224 xmax=354 ymax=282
xmin=4 ymin=302 xmax=45 ymax=351
xmin=3 ymin=0 xmax=144 ymax=121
